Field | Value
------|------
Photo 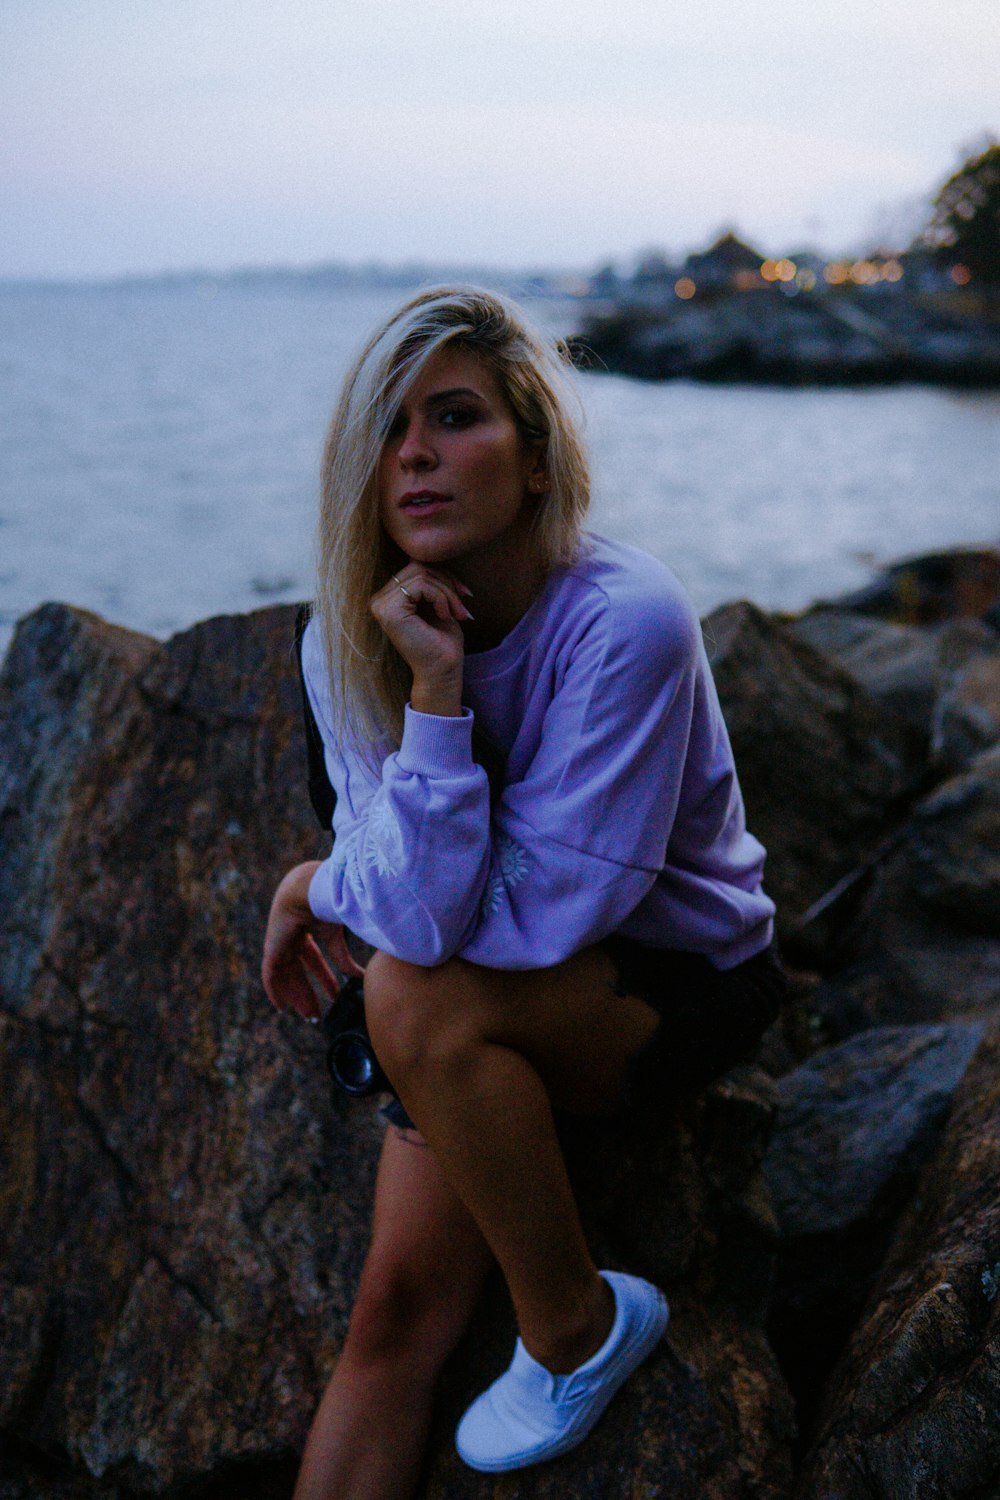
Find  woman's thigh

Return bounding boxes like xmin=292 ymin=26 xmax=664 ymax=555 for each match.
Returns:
xmin=349 ymin=1124 xmax=495 ymax=1362
xmin=365 ymin=944 xmax=661 ymax=1119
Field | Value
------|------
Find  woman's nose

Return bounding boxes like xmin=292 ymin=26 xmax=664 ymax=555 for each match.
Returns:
xmin=397 ymin=420 xmax=435 ymax=469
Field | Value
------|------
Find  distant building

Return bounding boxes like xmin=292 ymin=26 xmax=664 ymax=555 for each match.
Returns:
xmin=681 ymin=233 xmax=765 ymax=288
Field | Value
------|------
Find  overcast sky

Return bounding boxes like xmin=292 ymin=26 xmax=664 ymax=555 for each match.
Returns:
xmin=3 ymin=0 xmax=998 ymax=280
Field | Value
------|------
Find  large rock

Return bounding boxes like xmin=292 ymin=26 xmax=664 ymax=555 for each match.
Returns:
xmin=0 ymin=602 xmax=379 ymax=1496
xmin=935 ymin=627 xmax=1000 ymax=762
xmin=799 ymin=1011 xmax=1000 ymax=1499
xmin=764 ymin=1024 xmax=983 ymax=1432
xmin=817 ymin=746 xmax=1000 ymax=1027
xmin=828 ymin=546 xmax=1000 ymax=628
xmin=0 ymin=604 xmax=794 ymax=1498
xmin=788 ymin=611 xmax=1000 ymax=767
xmin=704 ymin=601 xmax=926 ymax=956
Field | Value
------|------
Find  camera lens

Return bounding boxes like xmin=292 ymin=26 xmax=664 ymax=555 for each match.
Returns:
xmin=331 ymin=1032 xmax=380 ymax=1096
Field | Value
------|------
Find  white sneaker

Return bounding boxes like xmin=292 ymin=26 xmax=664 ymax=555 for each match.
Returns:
xmin=455 ymin=1270 xmax=669 ymax=1472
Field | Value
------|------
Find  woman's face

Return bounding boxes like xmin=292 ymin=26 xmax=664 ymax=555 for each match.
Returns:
xmin=377 ymin=346 xmax=544 ymax=573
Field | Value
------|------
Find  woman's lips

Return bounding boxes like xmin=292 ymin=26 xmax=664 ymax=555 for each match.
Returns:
xmin=399 ymin=491 xmax=452 ymax=516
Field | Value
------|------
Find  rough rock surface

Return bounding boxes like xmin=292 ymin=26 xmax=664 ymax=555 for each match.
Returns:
xmin=799 ymin=1012 xmax=1000 ymax=1499
xmin=827 ymin=546 xmax=1000 ymax=629
xmin=934 ymin=628 xmax=1000 ymax=764
xmin=788 ymin=610 xmax=1000 ymax=767
xmin=764 ymin=1023 xmax=983 ymax=1431
xmin=0 ymin=603 xmax=794 ymax=1498
xmin=0 ymin=602 xmax=379 ymax=1496
xmin=818 ymin=746 xmax=1000 ymax=1027
xmin=703 ymin=601 xmax=925 ymax=954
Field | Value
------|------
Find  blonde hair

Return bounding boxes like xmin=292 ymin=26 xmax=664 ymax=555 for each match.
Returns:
xmin=315 ymin=285 xmax=591 ymax=754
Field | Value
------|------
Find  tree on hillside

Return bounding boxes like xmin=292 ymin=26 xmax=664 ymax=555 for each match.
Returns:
xmin=922 ymin=136 xmax=1000 ymax=285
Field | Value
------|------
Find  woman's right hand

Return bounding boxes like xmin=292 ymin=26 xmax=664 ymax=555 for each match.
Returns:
xmin=369 ymin=563 xmax=472 ymax=715
xmin=261 ymin=861 xmax=365 ymax=1020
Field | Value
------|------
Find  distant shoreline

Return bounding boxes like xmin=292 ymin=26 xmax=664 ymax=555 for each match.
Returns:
xmin=572 ymin=286 xmax=1000 ymax=389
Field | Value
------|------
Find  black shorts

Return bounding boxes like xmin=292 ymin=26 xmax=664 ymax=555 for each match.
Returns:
xmin=603 ymin=935 xmax=786 ymax=1104
xmin=381 ymin=938 xmax=786 ymax=1130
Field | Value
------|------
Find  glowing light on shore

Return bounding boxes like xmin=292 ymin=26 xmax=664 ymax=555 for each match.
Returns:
xmin=674 ymin=277 xmax=696 ymax=299
xmin=824 ymin=262 xmax=849 ymax=284
xmin=883 ymin=259 xmax=903 ymax=282
xmin=795 ymin=268 xmax=817 ymax=291
xmin=951 ymin=263 xmax=972 ymax=285
xmin=775 ymin=258 xmax=796 ymax=282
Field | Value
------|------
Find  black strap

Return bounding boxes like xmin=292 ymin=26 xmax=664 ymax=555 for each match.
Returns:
xmin=294 ymin=604 xmax=337 ymax=834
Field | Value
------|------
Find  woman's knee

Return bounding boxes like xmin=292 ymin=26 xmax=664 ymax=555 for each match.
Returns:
xmin=344 ymin=1248 xmax=473 ymax=1372
xmin=364 ymin=951 xmax=478 ymax=1082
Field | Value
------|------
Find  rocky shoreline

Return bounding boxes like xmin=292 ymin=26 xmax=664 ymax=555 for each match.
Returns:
xmin=571 ymin=289 xmax=1000 ymax=386
xmin=2 ymin=545 xmax=999 ymax=1498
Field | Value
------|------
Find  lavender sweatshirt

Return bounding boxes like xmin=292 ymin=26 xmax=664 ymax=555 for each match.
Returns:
xmin=305 ymin=534 xmax=774 ymax=971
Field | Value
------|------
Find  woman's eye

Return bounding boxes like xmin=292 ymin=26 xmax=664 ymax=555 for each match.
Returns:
xmin=439 ymin=406 xmax=476 ymax=428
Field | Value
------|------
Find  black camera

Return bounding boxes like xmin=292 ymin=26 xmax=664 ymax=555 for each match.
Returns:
xmin=321 ymin=976 xmax=390 ymax=1099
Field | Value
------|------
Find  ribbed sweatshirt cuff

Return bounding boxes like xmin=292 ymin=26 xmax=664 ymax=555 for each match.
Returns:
xmin=396 ymin=703 xmax=475 ymax=775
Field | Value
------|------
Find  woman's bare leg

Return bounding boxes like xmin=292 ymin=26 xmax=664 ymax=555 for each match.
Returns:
xmin=363 ymin=944 xmax=660 ymax=1375
xmin=294 ymin=1125 xmax=494 ymax=1500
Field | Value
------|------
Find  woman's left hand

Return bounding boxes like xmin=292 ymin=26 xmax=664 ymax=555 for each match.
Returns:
xmin=261 ymin=861 xmax=365 ymax=1020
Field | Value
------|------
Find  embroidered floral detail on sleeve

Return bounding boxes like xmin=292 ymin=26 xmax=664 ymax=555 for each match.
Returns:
xmin=331 ymin=834 xmax=365 ymax=898
xmin=364 ymin=795 xmax=405 ymax=877
xmin=481 ymin=832 xmax=529 ymax=916
xmin=345 ymin=840 xmax=364 ymax=895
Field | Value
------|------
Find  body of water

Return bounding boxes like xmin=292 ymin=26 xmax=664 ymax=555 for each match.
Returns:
xmin=2 ymin=280 xmax=999 ymax=657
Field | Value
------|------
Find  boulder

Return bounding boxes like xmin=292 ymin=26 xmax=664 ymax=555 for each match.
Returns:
xmin=799 ymin=1011 xmax=1000 ymax=1499
xmin=816 ymin=746 xmax=1000 ymax=1027
xmin=0 ymin=602 xmax=378 ymax=1496
xmin=907 ymin=745 xmax=1000 ymax=935
xmin=764 ymin=1024 xmax=983 ymax=1433
xmin=826 ymin=546 xmax=1000 ymax=628
xmin=0 ymin=603 xmax=795 ymax=1498
xmin=787 ymin=611 xmax=1000 ymax=766
xmin=703 ymin=601 xmax=926 ymax=956
xmin=786 ymin=610 xmax=938 ymax=748
xmin=934 ymin=626 xmax=1000 ymax=762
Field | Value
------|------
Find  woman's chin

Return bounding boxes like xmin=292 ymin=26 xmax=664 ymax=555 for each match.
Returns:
xmin=397 ymin=535 xmax=467 ymax=567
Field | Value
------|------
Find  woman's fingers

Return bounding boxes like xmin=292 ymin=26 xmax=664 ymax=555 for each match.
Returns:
xmin=265 ymin=950 xmax=322 ymax=1020
xmin=380 ymin=565 xmax=473 ymax=623
xmin=395 ymin=561 xmax=472 ymax=599
xmin=370 ymin=566 xmax=468 ymax=680
xmin=301 ymin=932 xmax=346 ymax=995
xmin=324 ymin=926 xmax=367 ymax=978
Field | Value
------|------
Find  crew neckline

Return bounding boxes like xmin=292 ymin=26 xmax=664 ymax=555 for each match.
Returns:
xmin=462 ymin=563 xmax=565 ymax=680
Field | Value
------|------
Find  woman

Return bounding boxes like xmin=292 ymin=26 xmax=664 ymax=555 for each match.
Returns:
xmin=262 ymin=286 xmax=782 ymax=1499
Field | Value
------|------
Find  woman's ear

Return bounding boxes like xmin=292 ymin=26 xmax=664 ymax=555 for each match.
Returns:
xmin=526 ymin=449 xmax=549 ymax=495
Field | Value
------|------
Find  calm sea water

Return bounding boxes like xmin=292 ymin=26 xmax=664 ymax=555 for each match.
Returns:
xmin=2 ymin=280 xmax=999 ymax=658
